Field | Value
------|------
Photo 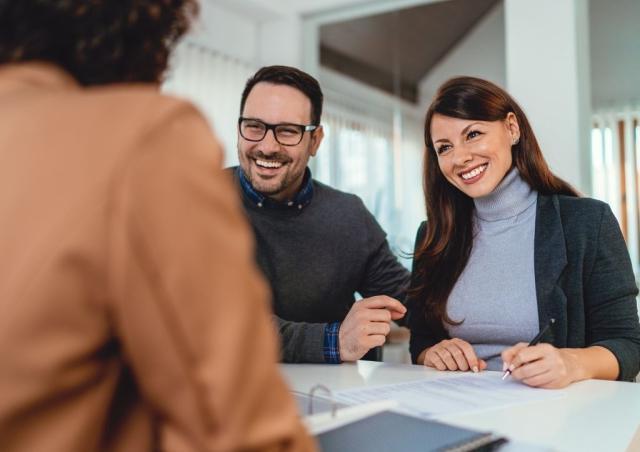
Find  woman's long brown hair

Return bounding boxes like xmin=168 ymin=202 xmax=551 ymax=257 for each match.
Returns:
xmin=412 ymin=76 xmax=578 ymax=337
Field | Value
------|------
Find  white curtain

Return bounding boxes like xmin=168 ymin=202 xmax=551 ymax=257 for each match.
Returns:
xmin=313 ymin=105 xmax=425 ymax=267
xmin=316 ymin=109 xmax=394 ymax=227
xmin=162 ymin=40 xmax=255 ymax=166
xmin=591 ymin=111 xmax=640 ymax=277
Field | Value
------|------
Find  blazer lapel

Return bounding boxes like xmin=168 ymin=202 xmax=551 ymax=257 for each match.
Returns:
xmin=534 ymin=194 xmax=568 ymax=346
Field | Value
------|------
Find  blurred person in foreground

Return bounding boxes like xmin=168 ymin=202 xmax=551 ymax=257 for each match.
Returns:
xmin=0 ymin=1 xmax=315 ymax=450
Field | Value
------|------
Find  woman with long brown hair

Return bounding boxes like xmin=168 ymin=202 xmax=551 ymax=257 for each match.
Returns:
xmin=408 ymin=76 xmax=640 ymax=388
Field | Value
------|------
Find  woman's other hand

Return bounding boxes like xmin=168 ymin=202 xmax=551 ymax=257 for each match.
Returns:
xmin=421 ymin=338 xmax=487 ymax=372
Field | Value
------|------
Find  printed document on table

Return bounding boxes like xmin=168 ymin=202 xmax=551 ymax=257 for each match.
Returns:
xmin=333 ymin=372 xmax=565 ymax=418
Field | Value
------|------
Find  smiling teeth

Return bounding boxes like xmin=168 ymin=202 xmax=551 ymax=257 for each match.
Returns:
xmin=461 ymin=164 xmax=487 ymax=180
xmin=256 ymin=159 xmax=283 ymax=169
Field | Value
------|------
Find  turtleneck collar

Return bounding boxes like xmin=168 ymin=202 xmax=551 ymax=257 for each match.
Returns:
xmin=473 ymin=167 xmax=537 ymax=222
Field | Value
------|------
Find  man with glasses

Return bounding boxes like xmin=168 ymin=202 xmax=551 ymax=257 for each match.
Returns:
xmin=232 ymin=65 xmax=410 ymax=364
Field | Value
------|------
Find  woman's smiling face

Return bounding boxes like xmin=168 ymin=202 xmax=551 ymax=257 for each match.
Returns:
xmin=430 ymin=112 xmax=520 ymax=198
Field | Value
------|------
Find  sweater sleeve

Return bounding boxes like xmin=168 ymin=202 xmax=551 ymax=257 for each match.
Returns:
xmin=356 ymin=202 xmax=412 ymax=321
xmin=275 ymin=315 xmax=334 ymax=363
xmin=584 ymin=204 xmax=640 ymax=381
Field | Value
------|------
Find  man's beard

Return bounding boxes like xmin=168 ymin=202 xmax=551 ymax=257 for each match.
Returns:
xmin=248 ymin=169 xmax=291 ymax=197
xmin=243 ymin=149 xmax=296 ymax=197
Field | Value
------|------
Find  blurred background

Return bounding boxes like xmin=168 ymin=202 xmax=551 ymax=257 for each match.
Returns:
xmin=162 ymin=0 xmax=640 ymax=361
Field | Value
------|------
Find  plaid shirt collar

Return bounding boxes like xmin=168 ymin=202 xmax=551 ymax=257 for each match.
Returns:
xmin=237 ymin=166 xmax=314 ymax=210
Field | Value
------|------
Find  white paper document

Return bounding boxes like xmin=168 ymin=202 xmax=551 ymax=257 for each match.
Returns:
xmin=333 ymin=372 xmax=565 ymax=418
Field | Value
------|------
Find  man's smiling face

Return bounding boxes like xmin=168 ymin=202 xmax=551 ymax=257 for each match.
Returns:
xmin=237 ymin=82 xmax=323 ymax=202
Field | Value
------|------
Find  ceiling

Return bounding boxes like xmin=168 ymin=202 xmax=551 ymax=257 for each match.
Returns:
xmin=319 ymin=0 xmax=500 ymax=103
xmin=207 ymin=0 xmax=373 ymax=18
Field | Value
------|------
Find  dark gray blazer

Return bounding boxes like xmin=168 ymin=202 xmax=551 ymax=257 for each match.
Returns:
xmin=408 ymin=194 xmax=640 ymax=381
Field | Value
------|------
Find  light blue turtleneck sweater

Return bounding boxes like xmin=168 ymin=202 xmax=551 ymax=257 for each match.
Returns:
xmin=446 ymin=169 xmax=540 ymax=370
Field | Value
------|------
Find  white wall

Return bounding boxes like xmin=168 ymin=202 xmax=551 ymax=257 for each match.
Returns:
xmin=418 ymin=2 xmax=506 ymax=108
xmin=183 ymin=1 xmax=306 ymax=68
xmin=278 ymin=0 xmax=372 ymax=14
xmin=187 ymin=1 xmax=258 ymax=63
xmin=506 ymin=0 xmax=591 ymax=193
xmin=590 ymin=0 xmax=640 ymax=110
xmin=257 ymin=15 xmax=304 ymax=68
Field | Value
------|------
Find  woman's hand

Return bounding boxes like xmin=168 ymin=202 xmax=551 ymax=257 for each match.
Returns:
xmin=501 ymin=343 xmax=581 ymax=389
xmin=422 ymin=338 xmax=487 ymax=372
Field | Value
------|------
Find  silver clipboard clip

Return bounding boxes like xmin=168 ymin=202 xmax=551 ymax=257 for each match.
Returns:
xmin=308 ymin=384 xmax=338 ymax=418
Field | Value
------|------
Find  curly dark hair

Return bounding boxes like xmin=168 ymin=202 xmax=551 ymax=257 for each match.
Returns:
xmin=0 ymin=0 xmax=198 ymax=85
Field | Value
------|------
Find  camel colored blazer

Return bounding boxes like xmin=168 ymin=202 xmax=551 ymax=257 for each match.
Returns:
xmin=0 ymin=63 xmax=315 ymax=452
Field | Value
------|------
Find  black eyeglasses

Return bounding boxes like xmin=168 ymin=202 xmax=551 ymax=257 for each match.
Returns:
xmin=238 ymin=117 xmax=317 ymax=146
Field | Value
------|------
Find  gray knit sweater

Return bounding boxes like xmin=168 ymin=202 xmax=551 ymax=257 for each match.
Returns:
xmin=446 ymin=169 xmax=539 ymax=370
xmin=231 ymin=168 xmax=411 ymax=363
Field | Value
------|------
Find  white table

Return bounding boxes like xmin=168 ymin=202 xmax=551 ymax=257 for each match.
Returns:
xmin=281 ymin=361 xmax=640 ymax=452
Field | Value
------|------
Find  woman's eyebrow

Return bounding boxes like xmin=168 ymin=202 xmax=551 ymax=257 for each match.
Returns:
xmin=434 ymin=122 xmax=483 ymax=144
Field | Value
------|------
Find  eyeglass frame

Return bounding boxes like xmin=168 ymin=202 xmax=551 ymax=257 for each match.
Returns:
xmin=238 ymin=117 xmax=318 ymax=146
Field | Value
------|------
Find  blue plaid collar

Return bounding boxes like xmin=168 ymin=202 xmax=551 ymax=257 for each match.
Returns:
xmin=237 ymin=166 xmax=314 ymax=210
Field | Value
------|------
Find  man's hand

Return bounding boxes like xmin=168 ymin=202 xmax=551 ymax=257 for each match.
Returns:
xmin=338 ymin=296 xmax=406 ymax=362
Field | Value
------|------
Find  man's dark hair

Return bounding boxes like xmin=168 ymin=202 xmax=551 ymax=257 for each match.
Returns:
xmin=240 ymin=65 xmax=324 ymax=125
xmin=0 ymin=0 xmax=198 ymax=85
